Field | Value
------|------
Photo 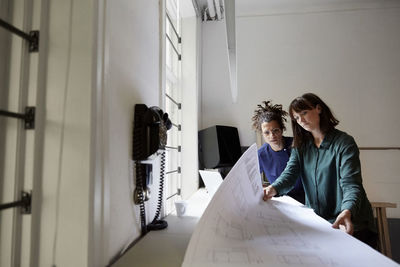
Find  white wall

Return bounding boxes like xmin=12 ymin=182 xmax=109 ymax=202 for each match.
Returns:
xmin=1 ymin=0 xmax=200 ymax=266
xmin=181 ymin=16 xmax=200 ymax=199
xmin=102 ymin=0 xmax=163 ymax=262
xmin=101 ymin=0 xmax=201 ymax=261
xmin=201 ymin=2 xmax=400 ymax=217
xmin=36 ymin=0 xmax=93 ymax=266
xmin=1 ymin=0 xmax=165 ymax=266
xmin=201 ymin=20 xmax=238 ymax=129
xmin=237 ymin=7 xmax=400 ymax=147
xmin=36 ymin=0 xmax=166 ymax=265
xmin=39 ymin=0 xmax=199 ymax=265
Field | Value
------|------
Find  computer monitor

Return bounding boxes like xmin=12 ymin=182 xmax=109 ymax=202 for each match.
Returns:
xmin=198 ymin=125 xmax=242 ymax=170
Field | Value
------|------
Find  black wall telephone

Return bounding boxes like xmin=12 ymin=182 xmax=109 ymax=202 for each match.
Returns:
xmin=132 ymin=104 xmax=171 ymax=235
xmin=132 ymin=104 xmax=171 ymax=160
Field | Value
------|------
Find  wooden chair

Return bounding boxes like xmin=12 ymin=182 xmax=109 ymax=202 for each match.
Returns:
xmin=370 ymin=202 xmax=397 ymax=258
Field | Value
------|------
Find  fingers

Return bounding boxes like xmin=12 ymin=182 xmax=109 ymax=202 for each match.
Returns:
xmin=332 ymin=219 xmax=340 ymax=229
xmin=332 ymin=211 xmax=344 ymax=229
xmin=263 ymin=186 xmax=276 ymax=201
xmin=332 ymin=209 xmax=353 ymax=235
xmin=263 ymin=189 xmax=269 ymax=201
xmin=344 ymin=217 xmax=354 ymax=235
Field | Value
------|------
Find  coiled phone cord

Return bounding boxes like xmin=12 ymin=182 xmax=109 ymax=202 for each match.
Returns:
xmin=135 ymin=161 xmax=148 ymax=235
xmin=147 ymin=151 xmax=168 ymax=231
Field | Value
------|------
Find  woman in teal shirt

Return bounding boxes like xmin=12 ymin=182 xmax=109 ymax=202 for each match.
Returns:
xmin=263 ymin=93 xmax=376 ymax=248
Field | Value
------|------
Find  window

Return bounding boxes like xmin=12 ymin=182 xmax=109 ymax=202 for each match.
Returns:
xmin=165 ymin=0 xmax=182 ymax=213
xmin=163 ymin=0 xmax=198 ymax=215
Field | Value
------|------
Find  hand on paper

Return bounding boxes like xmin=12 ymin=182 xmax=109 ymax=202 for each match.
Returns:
xmin=332 ymin=209 xmax=354 ymax=235
xmin=263 ymin=185 xmax=277 ymax=201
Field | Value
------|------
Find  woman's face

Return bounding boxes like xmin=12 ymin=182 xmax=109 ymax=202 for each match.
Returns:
xmin=292 ymin=105 xmax=321 ymax=132
xmin=261 ymin=120 xmax=283 ymax=150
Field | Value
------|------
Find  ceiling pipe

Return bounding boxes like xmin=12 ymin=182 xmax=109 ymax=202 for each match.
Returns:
xmin=207 ymin=0 xmax=216 ymax=19
xmin=215 ymin=0 xmax=222 ymax=20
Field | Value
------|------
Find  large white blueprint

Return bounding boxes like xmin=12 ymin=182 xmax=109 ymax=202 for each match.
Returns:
xmin=182 ymin=144 xmax=398 ymax=267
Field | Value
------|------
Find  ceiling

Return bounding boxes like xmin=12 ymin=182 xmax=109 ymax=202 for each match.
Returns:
xmin=194 ymin=0 xmax=400 ymax=17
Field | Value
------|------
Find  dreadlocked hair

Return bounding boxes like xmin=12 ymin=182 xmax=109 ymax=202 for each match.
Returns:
xmin=251 ymin=101 xmax=288 ymax=132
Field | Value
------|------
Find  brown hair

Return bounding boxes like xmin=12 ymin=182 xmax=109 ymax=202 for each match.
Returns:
xmin=289 ymin=93 xmax=339 ymax=148
xmin=252 ymin=101 xmax=288 ymax=132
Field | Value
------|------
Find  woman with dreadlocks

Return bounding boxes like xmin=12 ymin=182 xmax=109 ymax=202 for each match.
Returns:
xmin=252 ymin=100 xmax=305 ymax=204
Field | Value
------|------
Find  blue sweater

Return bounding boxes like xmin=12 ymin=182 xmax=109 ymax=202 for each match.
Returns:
xmin=258 ymin=136 xmax=305 ymax=203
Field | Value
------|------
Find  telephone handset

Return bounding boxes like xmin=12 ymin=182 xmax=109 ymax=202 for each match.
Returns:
xmin=132 ymin=104 xmax=171 ymax=235
xmin=132 ymin=104 xmax=171 ymax=160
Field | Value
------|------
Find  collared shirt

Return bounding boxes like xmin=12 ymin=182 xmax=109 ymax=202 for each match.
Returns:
xmin=258 ymin=136 xmax=304 ymax=203
xmin=272 ymin=129 xmax=375 ymax=232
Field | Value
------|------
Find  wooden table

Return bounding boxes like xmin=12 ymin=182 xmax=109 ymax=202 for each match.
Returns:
xmin=371 ymin=201 xmax=397 ymax=258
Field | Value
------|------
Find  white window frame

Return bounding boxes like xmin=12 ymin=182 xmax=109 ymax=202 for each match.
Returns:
xmin=164 ymin=0 xmax=183 ymax=214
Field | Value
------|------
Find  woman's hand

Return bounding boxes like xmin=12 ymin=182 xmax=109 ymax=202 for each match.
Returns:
xmin=332 ymin=209 xmax=354 ymax=235
xmin=263 ymin=185 xmax=277 ymax=201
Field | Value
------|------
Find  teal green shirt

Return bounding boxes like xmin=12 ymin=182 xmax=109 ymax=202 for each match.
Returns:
xmin=272 ymin=129 xmax=375 ymax=232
